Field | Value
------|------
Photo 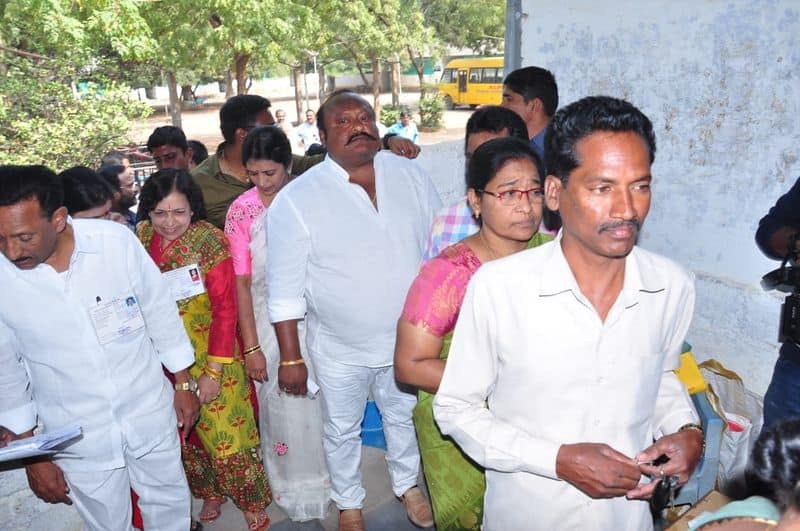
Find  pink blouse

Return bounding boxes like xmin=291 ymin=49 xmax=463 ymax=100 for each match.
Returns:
xmin=224 ymin=187 xmax=265 ymax=276
xmin=400 ymin=242 xmax=482 ymax=337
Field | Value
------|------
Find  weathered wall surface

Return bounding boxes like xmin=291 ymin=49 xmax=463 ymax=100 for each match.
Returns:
xmin=520 ymin=0 xmax=800 ymax=394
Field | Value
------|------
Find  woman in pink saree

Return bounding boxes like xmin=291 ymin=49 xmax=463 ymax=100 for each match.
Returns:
xmin=395 ymin=138 xmax=553 ymax=530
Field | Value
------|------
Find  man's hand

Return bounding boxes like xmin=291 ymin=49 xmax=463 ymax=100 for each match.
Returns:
xmin=628 ymin=429 xmax=704 ymax=499
xmin=174 ymin=389 xmax=200 ymax=440
xmin=387 ymin=136 xmax=421 ymax=159
xmin=556 ymin=443 xmax=642 ymax=498
xmin=278 ymin=363 xmax=308 ymax=396
xmin=25 ymin=461 xmax=72 ymax=505
xmin=245 ymin=350 xmax=268 ymax=382
xmin=0 ymin=425 xmax=17 ymax=448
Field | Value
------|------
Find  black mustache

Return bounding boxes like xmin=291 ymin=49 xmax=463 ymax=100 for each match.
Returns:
xmin=598 ymin=219 xmax=640 ymax=233
xmin=12 ymin=256 xmax=32 ymax=264
xmin=347 ymin=132 xmax=377 ymax=144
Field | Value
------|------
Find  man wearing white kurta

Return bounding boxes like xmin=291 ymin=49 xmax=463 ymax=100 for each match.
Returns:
xmin=0 ymin=165 xmax=198 ymax=531
xmin=267 ymin=92 xmax=440 ymax=530
xmin=434 ymin=96 xmax=704 ymax=530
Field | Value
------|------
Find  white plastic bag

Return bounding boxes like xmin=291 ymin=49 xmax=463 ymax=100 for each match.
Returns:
xmin=699 ymin=360 xmax=764 ymax=491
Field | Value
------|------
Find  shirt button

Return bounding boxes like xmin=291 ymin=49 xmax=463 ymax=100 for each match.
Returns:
xmin=593 ymin=419 xmax=600 ymax=426
xmin=597 ymin=377 xmax=605 ymax=384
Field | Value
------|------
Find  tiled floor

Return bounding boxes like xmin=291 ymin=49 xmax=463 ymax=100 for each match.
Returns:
xmin=196 ymin=446 xmax=432 ymax=531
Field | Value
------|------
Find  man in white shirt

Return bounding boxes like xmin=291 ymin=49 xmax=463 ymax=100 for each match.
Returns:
xmin=296 ymin=109 xmax=322 ymax=150
xmin=267 ymin=91 xmax=440 ymax=531
xmin=0 ymin=165 xmax=198 ymax=531
xmin=434 ymin=96 xmax=704 ymax=530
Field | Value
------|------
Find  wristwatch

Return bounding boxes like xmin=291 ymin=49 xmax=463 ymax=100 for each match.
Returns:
xmin=175 ymin=379 xmax=198 ymax=393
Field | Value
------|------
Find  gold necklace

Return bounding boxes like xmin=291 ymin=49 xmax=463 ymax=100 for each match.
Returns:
xmin=478 ymin=230 xmax=499 ymax=260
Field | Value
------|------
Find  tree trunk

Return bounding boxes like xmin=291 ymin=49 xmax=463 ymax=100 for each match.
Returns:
xmin=407 ymin=45 xmax=426 ymax=97
xmin=224 ymin=70 xmax=234 ymax=99
xmin=390 ymin=56 xmax=401 ymax=106
xmin=166 ymin=71 xmax=182 ymax=128
xmin=292 ymin=66 xmax=304 ymax=124
xmin=371 ymin=56 xmax=381 ymax=116
xmin=180 ymin=84 xmax=193 ymax=102
xmin=235 ymin=54 xmax=249 ymax=95
xmin=317 ymin=64 xmax=326 ymax=103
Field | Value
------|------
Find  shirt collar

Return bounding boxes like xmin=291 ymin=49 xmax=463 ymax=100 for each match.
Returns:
xmin=538 ymin=232 xmax=666 ymax=308
xmin=323 ymin=153 xmax=381 ymax=181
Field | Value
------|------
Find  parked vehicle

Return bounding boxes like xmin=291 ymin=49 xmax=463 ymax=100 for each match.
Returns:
xmin=437 ymin=56 xmax=504 ymax=110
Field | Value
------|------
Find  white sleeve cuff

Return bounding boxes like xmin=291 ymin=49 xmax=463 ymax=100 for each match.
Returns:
xmin=0 ymin=401 xmax=37 ymax=434
xmin=268 ymin=297 xmax=307 ymax=323
xmin=159 ymin=345 xmax=196 ymax=374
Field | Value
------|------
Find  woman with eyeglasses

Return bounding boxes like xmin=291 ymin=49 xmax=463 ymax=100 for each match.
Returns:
xmin=394 ymin=137 xmax=552 ymax=530
xmin=224 ymin=125 xmax=330 ymax=522
xmin=135 ymin=169 xmax=271 ymax=531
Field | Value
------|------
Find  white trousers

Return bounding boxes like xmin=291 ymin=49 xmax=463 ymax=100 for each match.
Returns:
xmin=64 ymin=429 xmax=191 ymax=531
xmin=314 ymin=357 xmax=420 ymax=509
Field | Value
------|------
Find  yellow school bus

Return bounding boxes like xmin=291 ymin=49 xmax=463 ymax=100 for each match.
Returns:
xmin=437 ymin=56 xmax=504 ymax=110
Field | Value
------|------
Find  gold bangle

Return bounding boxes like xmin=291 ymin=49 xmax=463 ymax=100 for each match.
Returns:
xmin=242 ymin=344 xmax=261 ymax=355
xmin=204 ymin=366 xmax=223 ymax=381
xmin=279 ymin=358 xmax=305 ymax=367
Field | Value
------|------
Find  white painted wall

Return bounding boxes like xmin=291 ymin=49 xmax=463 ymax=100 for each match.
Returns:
xmin=520 ymin=0 xmax=800 ymax=394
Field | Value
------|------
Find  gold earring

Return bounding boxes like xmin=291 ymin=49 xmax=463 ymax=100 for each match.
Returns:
xmin=473 ymin=211 xmax=480 ymax=220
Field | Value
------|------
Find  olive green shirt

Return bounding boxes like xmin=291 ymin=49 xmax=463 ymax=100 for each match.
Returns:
xmin=191 ymin=152 xmax=324 ymax=229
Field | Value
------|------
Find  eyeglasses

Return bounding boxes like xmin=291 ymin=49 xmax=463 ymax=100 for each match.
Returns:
xmin=477 ymin=187 xmax=544 ymax=205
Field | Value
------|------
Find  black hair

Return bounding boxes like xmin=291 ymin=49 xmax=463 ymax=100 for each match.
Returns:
xmin=316 ymin=90 xmax=372 ymax=135
xmin=147 ymin=126 xmax=189 ymax=152
xmin=136 ymin=169 xmax=207 ymax=224
xmin=241 ymin=125 xmax=293 ymax=169
xmin=465 ymin=105 xmax=529 ymax=155
xmin=467 ymin=137 xmax=545 ymax=193
xmin=0 ymin=165 xmax=63 ymax=218
xmin=544 ymin=95 xmax=656 ymax=186
xmin=187 ymin=140 xmax=208 ymax=166
xmin=503 ymin=66 xmax=559 ymax=117
xmin=219 ymin=95 xmax=272 ymax=144
xmin=100 ymin=150 xmax=129 ymax=168
xmin=97 ymin=165 xmax=124 ymax=192
xmin=58 ymin=166 xmax=115 ymax=214
xmin=746 ymin=418 xmax=800 ymax=510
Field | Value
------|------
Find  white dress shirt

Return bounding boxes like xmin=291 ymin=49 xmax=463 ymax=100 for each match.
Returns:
xmin=0 ymin=219 xmax=195 ymax=471
xmin=267 ymin=151 xmax=442 ymax=367
xmin=296 ymin=121 xmax=321 ymax=148
xmin=434 ymin=235 xmax=699 ymax=531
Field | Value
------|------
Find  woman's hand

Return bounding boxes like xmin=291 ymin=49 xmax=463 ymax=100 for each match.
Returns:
xmin=197 ymin=374 xmax=221 ymax=404
xmin=245 ymin=349 xmax=268 ymax=382
xmin=278 ymin=362 xmax=308 ymax=396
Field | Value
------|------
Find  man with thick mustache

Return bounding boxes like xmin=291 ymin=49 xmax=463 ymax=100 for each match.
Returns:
xmin=266 ymin=91 xmax=440 ymax=531
xmin=434 ymin=96 xmax=703 ymax=530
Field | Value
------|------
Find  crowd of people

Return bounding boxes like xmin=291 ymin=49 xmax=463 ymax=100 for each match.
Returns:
xmin=1 ymin=63 xmax=799 ymax=531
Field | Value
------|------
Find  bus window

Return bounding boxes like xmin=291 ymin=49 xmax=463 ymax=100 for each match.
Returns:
xmin=469 ymin=69 xmax=480 ymax=83
xmin=440 ymin=68 xmax=456 ymax=83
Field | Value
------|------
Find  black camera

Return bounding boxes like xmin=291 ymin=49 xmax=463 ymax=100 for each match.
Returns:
xmin=762 ymin=250 xmax=800 ymax=344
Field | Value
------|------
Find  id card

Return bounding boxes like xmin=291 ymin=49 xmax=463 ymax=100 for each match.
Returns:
xmin=89 ymin=296 xmax=145 ymax=344
xmin=163 ymin=264 xmax=206 ymax=302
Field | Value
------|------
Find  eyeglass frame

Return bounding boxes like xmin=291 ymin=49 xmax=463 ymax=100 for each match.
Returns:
xmin=476 ymin=186 xmax=545 ymax=205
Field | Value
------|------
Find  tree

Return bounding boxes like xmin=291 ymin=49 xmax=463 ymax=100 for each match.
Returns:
xmin=422 ymin=0 xmax=505 ymax=53
xmin=0 ymin=55 xmax=150 ymax=169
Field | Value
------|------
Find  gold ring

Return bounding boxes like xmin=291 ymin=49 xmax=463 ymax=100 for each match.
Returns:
xmin=659 ymin=466 xmax=665 ymax=479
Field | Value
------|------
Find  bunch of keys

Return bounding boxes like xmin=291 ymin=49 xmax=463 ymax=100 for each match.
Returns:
xmin=650 ymin=472 xmax=680 ymax=512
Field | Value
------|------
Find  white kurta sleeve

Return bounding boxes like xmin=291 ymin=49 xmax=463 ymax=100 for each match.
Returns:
xmin=124 ymin=227 xmax=194 ymax=373
xmin=0 ymin=318 xmax=37 ymax=434
xmin=652 ymin=272 xmax=700 ymax=437
xmin=267 ymin=192 xmax=310 ymax=323
xmin=434 ymin=270 xmax=562 ymax=480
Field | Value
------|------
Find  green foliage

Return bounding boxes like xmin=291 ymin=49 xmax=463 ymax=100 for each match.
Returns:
xmin=418 ymin=91 xmax=444 ymax=130
xmin=422 ymin=0 xmax=505 ymax=53
xmin=379 ymin=104 xmax=407 ymax=127
xmin=0 ymin=57 xmax=151 ymax=170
